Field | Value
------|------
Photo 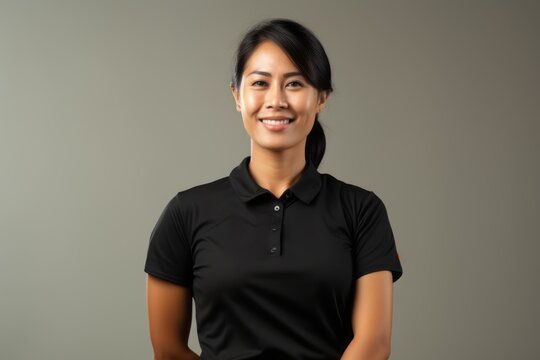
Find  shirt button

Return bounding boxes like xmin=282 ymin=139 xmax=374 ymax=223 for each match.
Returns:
xmin=285 ymin=192 xmax=290 ymax=198
xmin=271 ymin=227 xmax=277 ymax=231
xmin=270 ymin=247 xmax=278 ymax=253
xmin=273 ymin=205 xmax=280 ymax=211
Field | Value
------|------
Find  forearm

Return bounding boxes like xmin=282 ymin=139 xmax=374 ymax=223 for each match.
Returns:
xmin=153 ymin=347 xmax=200 ymax=360
xmin=180 ymin=348 xmax=200 ymax=360
xmin=340 ymin=337 xmax=390 ymax=360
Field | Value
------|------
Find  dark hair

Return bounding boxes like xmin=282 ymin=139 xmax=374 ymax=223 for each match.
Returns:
xmin=230 ymin=18 xmax=334 ymax=169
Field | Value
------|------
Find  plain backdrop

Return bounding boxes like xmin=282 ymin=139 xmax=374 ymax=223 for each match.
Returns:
xmin=1 ymin=0 xmax=539 ymax=359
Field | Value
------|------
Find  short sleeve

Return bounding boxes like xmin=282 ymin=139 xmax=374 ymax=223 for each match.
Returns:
xmin=144 ymin=193 xmax=193 ymax=287
xmin=353 ymin=191 xmax=403 ymax=283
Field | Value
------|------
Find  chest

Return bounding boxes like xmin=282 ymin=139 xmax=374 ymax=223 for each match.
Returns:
xmin=190 ymin=201 xmax=354 ymax=303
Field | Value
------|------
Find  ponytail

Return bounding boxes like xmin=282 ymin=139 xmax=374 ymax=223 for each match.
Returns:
xmin=305 ymin=115 xmax=326 ymax=169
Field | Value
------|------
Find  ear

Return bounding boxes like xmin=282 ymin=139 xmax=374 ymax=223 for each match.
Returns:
xmin=317 ymin=90 xmax=330 ymax=113
xmin=230 ymin=84 xmax=241 ymax=112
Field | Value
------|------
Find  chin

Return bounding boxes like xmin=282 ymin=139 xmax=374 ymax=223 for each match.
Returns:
xmin=256 ymin=138 xmax=300 ymax=151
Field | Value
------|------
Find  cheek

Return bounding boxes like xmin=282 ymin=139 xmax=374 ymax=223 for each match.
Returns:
xmin=291 ymin=93 xmax=317 ymax=114
xmin=242 ymin=91 xmax=262 ymax=113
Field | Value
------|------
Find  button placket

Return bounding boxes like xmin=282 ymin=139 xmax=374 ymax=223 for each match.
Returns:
xmin=269 ymin=201 xmax=283 ymax=256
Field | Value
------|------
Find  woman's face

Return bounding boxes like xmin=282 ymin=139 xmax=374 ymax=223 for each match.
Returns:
xmin=231 ymin=40 xmax=329 ymax=155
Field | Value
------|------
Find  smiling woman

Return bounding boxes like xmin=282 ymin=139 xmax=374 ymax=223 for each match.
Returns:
xmin=230 ymin=22 xmax=332 ymax=171
xmin=145 ymin=18 xmax=403 ymax=360
xmin=230 ymin=40 xmax=329 ymax=154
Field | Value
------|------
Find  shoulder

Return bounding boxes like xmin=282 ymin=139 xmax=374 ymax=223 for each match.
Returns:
xmin=319 ymin=172 xmax=389 ymax=219
xmin=165 ymin=175 xmax=233 ymax=222
xmin=172 ymin=176 xmax=231 ymax=209
xmin=175 ymin=176 xmax=230 ymax=204
xmin=319 ymin=172 xmax=373 ymax=203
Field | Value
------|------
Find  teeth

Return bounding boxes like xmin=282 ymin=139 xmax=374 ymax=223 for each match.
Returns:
xmin=261 ymin=119 xmax=291 ymax=125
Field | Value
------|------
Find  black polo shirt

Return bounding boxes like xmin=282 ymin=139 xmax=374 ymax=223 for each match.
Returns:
xmin=144 ymin=155 xmax=403 ymax=360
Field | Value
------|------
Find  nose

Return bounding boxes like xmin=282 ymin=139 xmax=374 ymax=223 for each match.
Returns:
xmin=265 ymin=83 xmax=288 ymax=109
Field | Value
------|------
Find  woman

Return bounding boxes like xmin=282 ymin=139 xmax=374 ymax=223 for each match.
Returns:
xmin=145 ymin=18 xmax=403 ymax=360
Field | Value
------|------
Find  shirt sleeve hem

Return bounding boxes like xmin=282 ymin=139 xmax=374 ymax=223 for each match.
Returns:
xmin=144 ymin=267 xmax=193 ymax=288
xmin=354 ymin=264 xmax=403 ymax=283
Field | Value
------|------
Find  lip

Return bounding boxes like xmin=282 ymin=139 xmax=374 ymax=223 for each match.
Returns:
xmin=259 ymin=118 xmax=294 ymax=131
xmin=259 ymin=115 xmax=293 ymax=120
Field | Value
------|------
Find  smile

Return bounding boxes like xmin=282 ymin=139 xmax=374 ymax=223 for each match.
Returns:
xmin=259 ymin=118 xmax=295 ymax=131
xmin=260 ymin=119 xmax=292 ymax=125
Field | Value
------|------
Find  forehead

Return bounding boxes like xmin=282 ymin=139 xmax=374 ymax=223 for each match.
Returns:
xmin=244 ymin=40 xmax=299 ymax=75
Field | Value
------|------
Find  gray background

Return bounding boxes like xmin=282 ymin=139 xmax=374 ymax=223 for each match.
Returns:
xmin=1 ymin=0 xmax=538 ymax=359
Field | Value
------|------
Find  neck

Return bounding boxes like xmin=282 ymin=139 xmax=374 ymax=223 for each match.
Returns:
xmin=248 ymin=145 xmax=306 ymax=198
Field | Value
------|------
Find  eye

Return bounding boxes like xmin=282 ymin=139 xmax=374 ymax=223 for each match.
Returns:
xmin=251 ymin=80 xmax=303 ymax=88
xmin=287 ymin=81 xmax=303 ymax=88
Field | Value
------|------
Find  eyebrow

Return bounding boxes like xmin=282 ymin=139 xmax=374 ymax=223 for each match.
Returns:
xmin=247 ymin=70 xmax=303 ymax=78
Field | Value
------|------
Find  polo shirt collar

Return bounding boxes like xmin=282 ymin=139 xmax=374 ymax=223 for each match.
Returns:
xmin=229 ymin=155 xmax=322 ymax=204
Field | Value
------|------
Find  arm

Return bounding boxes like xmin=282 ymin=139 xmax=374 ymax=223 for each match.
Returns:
xmin=341 ymin=270 xmax=394 ymax=360
xmin=146 ymin=274 xmax=200 ymax=360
